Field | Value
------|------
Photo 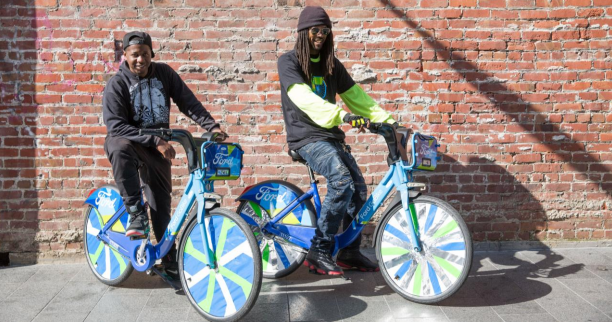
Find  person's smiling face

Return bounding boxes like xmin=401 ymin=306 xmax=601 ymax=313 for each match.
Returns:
xmin=124 ymin=44 xmax=151 ymax=77
xmin=308 ymin=24 xmax=330 ymax=55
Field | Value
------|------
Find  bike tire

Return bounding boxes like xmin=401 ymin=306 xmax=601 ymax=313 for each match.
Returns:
xmin=179 ymin=207 xmax=262 ymax=322
xmin=376 ymin=194 xmax=473 ymax=304
xmin=83 ymin=200 xmax=133 ymax=286
xmin=237 ymin=199 xmax=307 ymax=279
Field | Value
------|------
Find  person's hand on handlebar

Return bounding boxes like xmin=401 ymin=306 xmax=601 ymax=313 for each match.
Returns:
xmin=210 ymin=127 xmax=229 ymax=142
xmin=343 ymin=114 xmax=370 ymax=133
xmin=156 ymin=139 xmax=176 ymax=160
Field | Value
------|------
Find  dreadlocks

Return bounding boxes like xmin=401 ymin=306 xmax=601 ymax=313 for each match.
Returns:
xmin=294 ymin=29 xmax=335 ymax=82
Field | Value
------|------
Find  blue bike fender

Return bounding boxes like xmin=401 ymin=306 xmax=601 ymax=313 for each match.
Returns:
xmin=235 ymin=180 xmax=316 ymax=227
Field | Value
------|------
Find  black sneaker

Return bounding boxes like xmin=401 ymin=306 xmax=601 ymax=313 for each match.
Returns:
xmin=125 ymin=203 xmax=150 ymax=237
xmin=336 ymin=249 xmax=379 ymax=272
xmin=303 ymin=249 xmax=344 ymax=276
xmin=162 ymin=261 xmax=180 ymax=282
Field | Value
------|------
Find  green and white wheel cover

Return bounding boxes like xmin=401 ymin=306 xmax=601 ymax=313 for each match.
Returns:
xmin=241 ymin=201 xmax=304 ymax=275
xmin=85 ymin=207 xmax=130 ymax=280
xmin=182 ymin=215 xmax=256 ymax=318
xmin=380 ymin=202 xmax=468 ymax=298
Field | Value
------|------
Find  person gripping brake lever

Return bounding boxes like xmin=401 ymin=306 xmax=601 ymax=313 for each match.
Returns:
xmin=277 ymin=6 xmax=397 ymax=275
xmin=102 ymin=31 xmax=227 ymax=281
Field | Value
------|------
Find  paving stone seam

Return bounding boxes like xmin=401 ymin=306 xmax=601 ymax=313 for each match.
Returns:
xmin=553 ymin=277 xmax=612 ymax=321
xmin=32 ymin=265 xmax=83 ymax=322
xmin=5 ymin=266 xmax=40 ymax=300
xmin=513 ymin=251 xmax=560 ymax=322
xmin=135 ymin=289 xmax=155 ymax=322
xmin=559 ymin=250 xmax=612 ymax=288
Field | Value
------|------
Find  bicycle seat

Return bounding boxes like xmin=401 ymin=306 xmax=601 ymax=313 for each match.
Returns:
xmin=288 ymin=150 xmax=306 ymax=163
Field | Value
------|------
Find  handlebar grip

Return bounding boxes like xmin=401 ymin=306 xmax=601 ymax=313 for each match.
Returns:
xmin=139 ymin=128 xmax=172 ymax=141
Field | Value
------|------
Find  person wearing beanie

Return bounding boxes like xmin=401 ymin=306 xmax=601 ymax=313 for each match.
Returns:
xmin=277 ymin=6 xmax=397 ymax=275
xmin=102 ymin=31 xmax=227 ymax=280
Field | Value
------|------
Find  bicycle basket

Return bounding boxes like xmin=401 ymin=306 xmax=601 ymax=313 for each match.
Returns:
xmin=409 ymin=133 xmax=439 ymax=171
xmin=201 ymin=142 xmax=244 ymax=180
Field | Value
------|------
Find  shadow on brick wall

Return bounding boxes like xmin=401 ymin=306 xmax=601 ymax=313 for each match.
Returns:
xmin=421 ymin=154 xmax=547 ymax=242
xmin=378 ymin=0 xmax=612 ymax=201
xmin=0 ymin=0 xmax=39 ymax=265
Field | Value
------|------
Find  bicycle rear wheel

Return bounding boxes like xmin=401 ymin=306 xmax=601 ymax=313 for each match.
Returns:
xmin=376 ymin=194 xmax=472 ymax=304
xmin=83 ymin=186 xmax=133 ymax=286
xmin=179 ymin=207 xmax=262 ymax=321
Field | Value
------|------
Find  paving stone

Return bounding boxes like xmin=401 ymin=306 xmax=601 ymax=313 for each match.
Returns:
xmin=385 ymin=295 xmax=446 ymax=319
xmin=0 ymin=283 xmax=20 ymax=301
xmin=337 ymin=300 xmax=394 ymax=321
xmin=557 ymin=278 xmax=612 ymax=318
xmin=0 ymin=296 xmax=51 ymax=322
xmin=438 ymin=297 xmax=503 ymax=322
xmin=85 ymin=293 xmax=150 ymax=321
xmin=241 ymin=302 xmax=289 ymax=322
xmin=137 ymin=307 xmax=190 ymax=322
xmin=498 ymin=313 xmax=558 ymax=322
xmin=287 ymin=292 xmax=343 ymax=321
xmin=33 ymin=311 xmax=91 ymax=322
xmin=144 ymin=287 xmax=191 ymax=309
xmin=42 ymin=281 xmax=108 ymax=313
xmin=0 ymin=265 xmax=40 ymax=284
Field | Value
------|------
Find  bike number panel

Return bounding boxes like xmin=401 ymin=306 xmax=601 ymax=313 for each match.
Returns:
xmin=201 ymin=143 xmax=243 ymax=180
xmin=381 ymin=202 xmax=467 ymax=297
xmin=182 ymin=215 xmax=255 ymax=318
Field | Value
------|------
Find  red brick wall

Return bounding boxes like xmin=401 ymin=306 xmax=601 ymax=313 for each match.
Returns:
xmin=1 ymin=0 xmax=611 ymax=263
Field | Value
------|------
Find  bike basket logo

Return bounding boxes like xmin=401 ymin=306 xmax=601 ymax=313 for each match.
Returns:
xmin=255 ymin=186 xmax=288 ymax=202
xmin=213 ymin=151 xmax=233 ymax=166
xmin=95 ymin=189 xmax=117 ymax=210
xmin=419 ymin=144 xmax=437 ymax=158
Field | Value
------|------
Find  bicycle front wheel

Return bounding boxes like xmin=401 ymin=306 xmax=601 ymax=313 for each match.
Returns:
xmin=179 ymin=207 xmax=262 ymax=321
xmin=376 ymin=194 xmax=472 ymax=304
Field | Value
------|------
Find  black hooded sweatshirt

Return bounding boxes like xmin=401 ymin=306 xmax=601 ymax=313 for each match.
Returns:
xmin=103 ymin=61 xmax=219 ymax=147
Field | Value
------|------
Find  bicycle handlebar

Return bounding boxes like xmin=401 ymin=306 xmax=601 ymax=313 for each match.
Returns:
xmin=366 ymin=122 xmax=406 ymax=165
xmin=140 ymin=128 xmax=200 ymax=172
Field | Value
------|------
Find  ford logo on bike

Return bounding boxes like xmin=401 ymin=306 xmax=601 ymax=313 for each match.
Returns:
xmin=95 ymin=188 xmax=117 ymax=210
xmin=419 ymin=144 xmax=437 ymax=158
xmin=213 ymin=152 xmax=233 ymax=166
xmin=255 ymin=186 xmax=288 ymax=202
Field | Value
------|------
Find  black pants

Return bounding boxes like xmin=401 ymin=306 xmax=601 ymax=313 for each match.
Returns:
xmin=104 ymin=136 xmax=176 ymax=261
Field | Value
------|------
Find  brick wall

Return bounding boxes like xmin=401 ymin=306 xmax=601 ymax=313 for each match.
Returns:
xmin=1 ymin=0 xmax=611 ymax=263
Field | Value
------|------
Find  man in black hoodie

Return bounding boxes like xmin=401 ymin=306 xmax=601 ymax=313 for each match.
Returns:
xmin=102 ymin=31 xmax=225 ymax=276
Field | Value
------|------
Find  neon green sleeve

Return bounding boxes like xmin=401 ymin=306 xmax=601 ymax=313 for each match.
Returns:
xmin=339 ymin=84 xmax=396 ymax=123
xmin=287 ymin=83 xmax=348 ymax=129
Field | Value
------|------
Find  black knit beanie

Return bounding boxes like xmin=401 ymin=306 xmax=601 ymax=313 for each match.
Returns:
xmin=297 ymin=6 xmax=332 ymax=31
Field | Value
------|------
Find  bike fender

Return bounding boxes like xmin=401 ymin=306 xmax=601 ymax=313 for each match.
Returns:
xmin=373 ymin=190 xmax=422 ymax=248
xmin=236 ymin=180 xmax=316 ymax=227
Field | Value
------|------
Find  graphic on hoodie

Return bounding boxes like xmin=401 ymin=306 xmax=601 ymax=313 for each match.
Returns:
xmin=129 ymin=78 xmax=169 ymax=128
xmin=311 ymin=76 xmax=327 ymax=100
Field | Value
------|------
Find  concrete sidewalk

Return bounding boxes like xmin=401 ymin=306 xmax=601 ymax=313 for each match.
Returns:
xmin=1 ymin=247 xmax=612 ymax=322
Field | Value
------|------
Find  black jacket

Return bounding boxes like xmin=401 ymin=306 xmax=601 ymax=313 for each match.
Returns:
xmin=103 ymin=61 xmax=218 ymax=147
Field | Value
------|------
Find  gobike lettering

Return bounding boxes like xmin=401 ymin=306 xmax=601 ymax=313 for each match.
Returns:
xmin=419 ymin=144 xmax=437 ymax=158
xmin=358 ymin=201 xmax=375 ymax=222
xmin=169 ymin=199 xmax=189 ymax=229
xmin=95 ymin=189 xmax=117 ymax=210
xmin=213 ymin=152 xmax=233 ymax=166
xmin=255 ymin=186 xmax=288 ymax=202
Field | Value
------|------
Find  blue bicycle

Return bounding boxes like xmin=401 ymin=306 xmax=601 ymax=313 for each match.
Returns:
xmin=83 ymin=129 xmax=262 ymax=321
xmin=236 ymin=123 xmax=472 ymax=303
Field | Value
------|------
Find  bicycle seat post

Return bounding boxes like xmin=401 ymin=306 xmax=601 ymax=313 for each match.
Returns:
xmin=307 ymin=165 xmax=317 ymax=184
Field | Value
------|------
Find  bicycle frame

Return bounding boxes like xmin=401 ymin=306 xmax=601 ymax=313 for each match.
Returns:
xmin=258 ymin=159 xmax=422 ymax=256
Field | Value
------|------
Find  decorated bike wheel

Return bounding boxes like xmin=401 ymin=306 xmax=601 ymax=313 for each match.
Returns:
xmin=179 ymin=207 xmax=262 ymax=321
xmin=376 ymin=194 xmax=472 ymax=304
xmin=83 ymin=185 xmax=133 ymax=286
xmin=237 ymin=200 xmax=307 ymax=279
